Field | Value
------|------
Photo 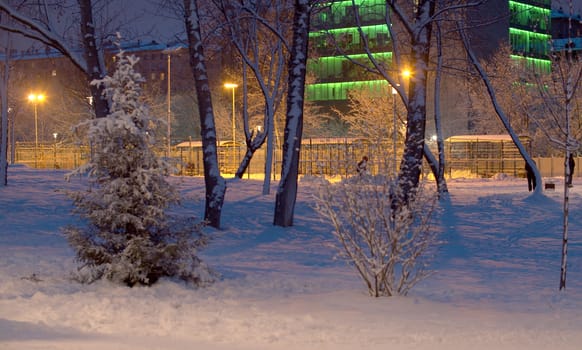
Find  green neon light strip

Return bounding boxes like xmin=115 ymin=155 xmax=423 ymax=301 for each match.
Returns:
xmin=321 ymin=0 xmax=386 ymax=17
xmin=510 ymin=54 xmax=550 ymax=64
xmin=324 ymin=0 xmax=385 ymax=6
xmin=508 ymin=0 xmax=551 ymax=11
xmin=313 ymin=52 xmax=392 ymax=63
xmin=306 ymin=80 xmax=389 ymax=101
xmin=308 ymin=80 xmax=389 ymax=88
xmin=509 ymin=28 xmax=551 ymax=40
xmin=309 ymin=24 xmax=389 ymax=37
xmin=509 ymin=1 xmax=551 ymax=13
xmin=510 ymin=55 xmax=551 ymax=73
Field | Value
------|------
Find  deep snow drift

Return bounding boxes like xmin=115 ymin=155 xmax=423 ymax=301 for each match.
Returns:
xmin=1 ymin=165 xmax=581 ymax=349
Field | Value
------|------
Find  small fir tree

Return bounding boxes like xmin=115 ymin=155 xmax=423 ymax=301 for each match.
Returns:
xmin=64 ymin=47 xmax=210 ymax=286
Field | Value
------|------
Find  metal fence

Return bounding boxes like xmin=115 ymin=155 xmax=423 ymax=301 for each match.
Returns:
xmin=10 ymin=140 xmax=580 ymax=179
xmin=13 ymin=142 xmax=90 ymax=170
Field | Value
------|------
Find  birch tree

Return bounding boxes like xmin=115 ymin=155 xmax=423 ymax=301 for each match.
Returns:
xmin=386 ymin=0 xmax=439 ymax=202
xmin=431 ymin=22 xmax=448 ymax=195
xmin=273 ymin=0 xmax=313 ymax=227
xmin=549 ymin=45 xmax=582 ymax=289
xmin=459 ymin=23 xmax=542 ymax=194
xmin=219 ymin=0 xmax=292 ymax=195
xmin=519 ymin=6 xmax=582 ymax=289
xmin=182 ymin=0 xmax=226 ymax=229
xmin=0 ymin=29 xmax=12 ymax=186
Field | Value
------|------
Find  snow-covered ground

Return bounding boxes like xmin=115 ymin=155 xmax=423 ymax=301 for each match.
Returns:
xmin=1 ymin=165 xmax=581 ymax=349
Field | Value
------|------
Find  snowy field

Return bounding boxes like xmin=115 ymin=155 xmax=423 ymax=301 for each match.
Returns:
xmin=1 ymin=164 xmax=581 ymax=350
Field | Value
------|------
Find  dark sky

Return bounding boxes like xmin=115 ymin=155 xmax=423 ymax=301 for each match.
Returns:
xmin=4 ymin=0 xmax=582 ymax=52
xmin=3 ymin=1 xmax=183 ymax=51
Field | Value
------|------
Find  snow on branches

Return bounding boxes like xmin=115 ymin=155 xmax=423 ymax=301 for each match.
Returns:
xmin=314 ymin=175 xmax=439 ymax=297
xmin=64 ymin=46 xmax=211 ymax=287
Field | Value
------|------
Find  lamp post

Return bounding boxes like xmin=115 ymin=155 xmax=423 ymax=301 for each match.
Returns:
xmin=27 ymin=93 xmax=45 ymax=168
xmin=163 ymin=45 xmax=183 ymax=158
xmin=224 ymin=83 xmax=238 ymax=171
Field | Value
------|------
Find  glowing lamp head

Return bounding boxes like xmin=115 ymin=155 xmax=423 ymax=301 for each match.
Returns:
xmin=28 ymin=93 xmax=46 ymax=103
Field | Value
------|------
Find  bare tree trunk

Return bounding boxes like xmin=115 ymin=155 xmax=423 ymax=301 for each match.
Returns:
xmin=0 ymin=36 xmax=9 ymax=186
xmin=559 ymin=57 xmax=574 ymax=291
xmin=234 ymin=64 xmax=266 ymax=179
xmin=397 ymin=0 xmax=435 ymax=202
xmin=274 ymin=0 xmax=311 ymax=227
xmin=262 ymin=101 xmax=276 ymax=194
xmin=458 ymin=22 xmax=542 ymax=194
xmin=221 ymin=1 xmax=288 ymax=195
xmin=560 ymin=151 xmax=570 ymax=290
xmin=78 ymin=0 xmax=108 ymax=119
xmin=558 ymin=0 xmax=581 ymax=291
xmin=432 ymin=23 xmax=448 ymax=195
xmin=183 ymin=0 xmax=226 ymax=229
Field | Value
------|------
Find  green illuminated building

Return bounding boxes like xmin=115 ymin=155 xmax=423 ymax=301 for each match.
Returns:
xmin=509 ymin=0 xmax=552 ymax=72
xmin=307 ymin=0 xmax=391 ymax=105
xmin=306 ymin=0 xmax=553 ymax=136
xmin=307 ymin=0 xmax=552 ymax=101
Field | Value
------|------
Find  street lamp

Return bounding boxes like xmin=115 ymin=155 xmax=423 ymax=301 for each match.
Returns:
xmin=224 ymin=83 xmax=238 ymax=171
xmin=162 ymin=45 xmax=183 ymax=158
xmin=27 ymin=93 xmax=45 ymax=168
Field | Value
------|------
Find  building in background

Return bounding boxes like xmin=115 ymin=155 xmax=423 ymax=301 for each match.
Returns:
xmin=2 ymin=1 xmax=567 ymax=144
xmin=307 ymin=0 xmax=391 ymax=112
xmin=551 ymin=5 xmax=582 ymax=52
xmin=509 ymin=0 xmax=552 ymax=72
xmin=306 ymin=0 xmax=555 ymax=138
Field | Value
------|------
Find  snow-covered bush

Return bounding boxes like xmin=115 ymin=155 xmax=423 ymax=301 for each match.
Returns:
xmin=314 ymin=175 xmax=439 ymax=297
xmin=64 ymin=46 xmax=211 ymax=287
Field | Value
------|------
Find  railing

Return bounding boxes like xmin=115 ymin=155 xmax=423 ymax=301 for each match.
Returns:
xmin=9 ymin=141 xmax=579 ymax=179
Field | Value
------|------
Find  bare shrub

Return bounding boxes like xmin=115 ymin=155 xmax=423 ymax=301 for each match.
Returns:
xmin=314 ymin=175 xmax=439 ymax=297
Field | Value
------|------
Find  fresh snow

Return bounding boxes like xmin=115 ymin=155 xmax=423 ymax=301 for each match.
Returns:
xmin=1 ymin=165 xmax=581 ymax=349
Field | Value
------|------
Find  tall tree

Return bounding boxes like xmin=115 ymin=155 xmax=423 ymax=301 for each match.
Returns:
xmin=220 ymin=0 xmax=292 ymax=195
xmin=0 ymin=31 xmax=10 ymax=186
xmin=273 ymin=0 xmax=312 ymax=227
xmin=516 ymin=3 xmax=582 ymax=289
xmin=78 ymin=0 xmax=109 ymax=119
xmin=390 ymin=0 xmax=436 ymax=202
xmin=459 ymin=23 xmax=542 ymax=195
xmin=182 ymin=0 xmax=226 ymax=229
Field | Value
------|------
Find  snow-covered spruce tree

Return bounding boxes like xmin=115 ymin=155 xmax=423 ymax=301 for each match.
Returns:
xmin=314 ymin=175 xmax=439 ymax=297
xmin=64 ymin=48 xmax=210 ymax=287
